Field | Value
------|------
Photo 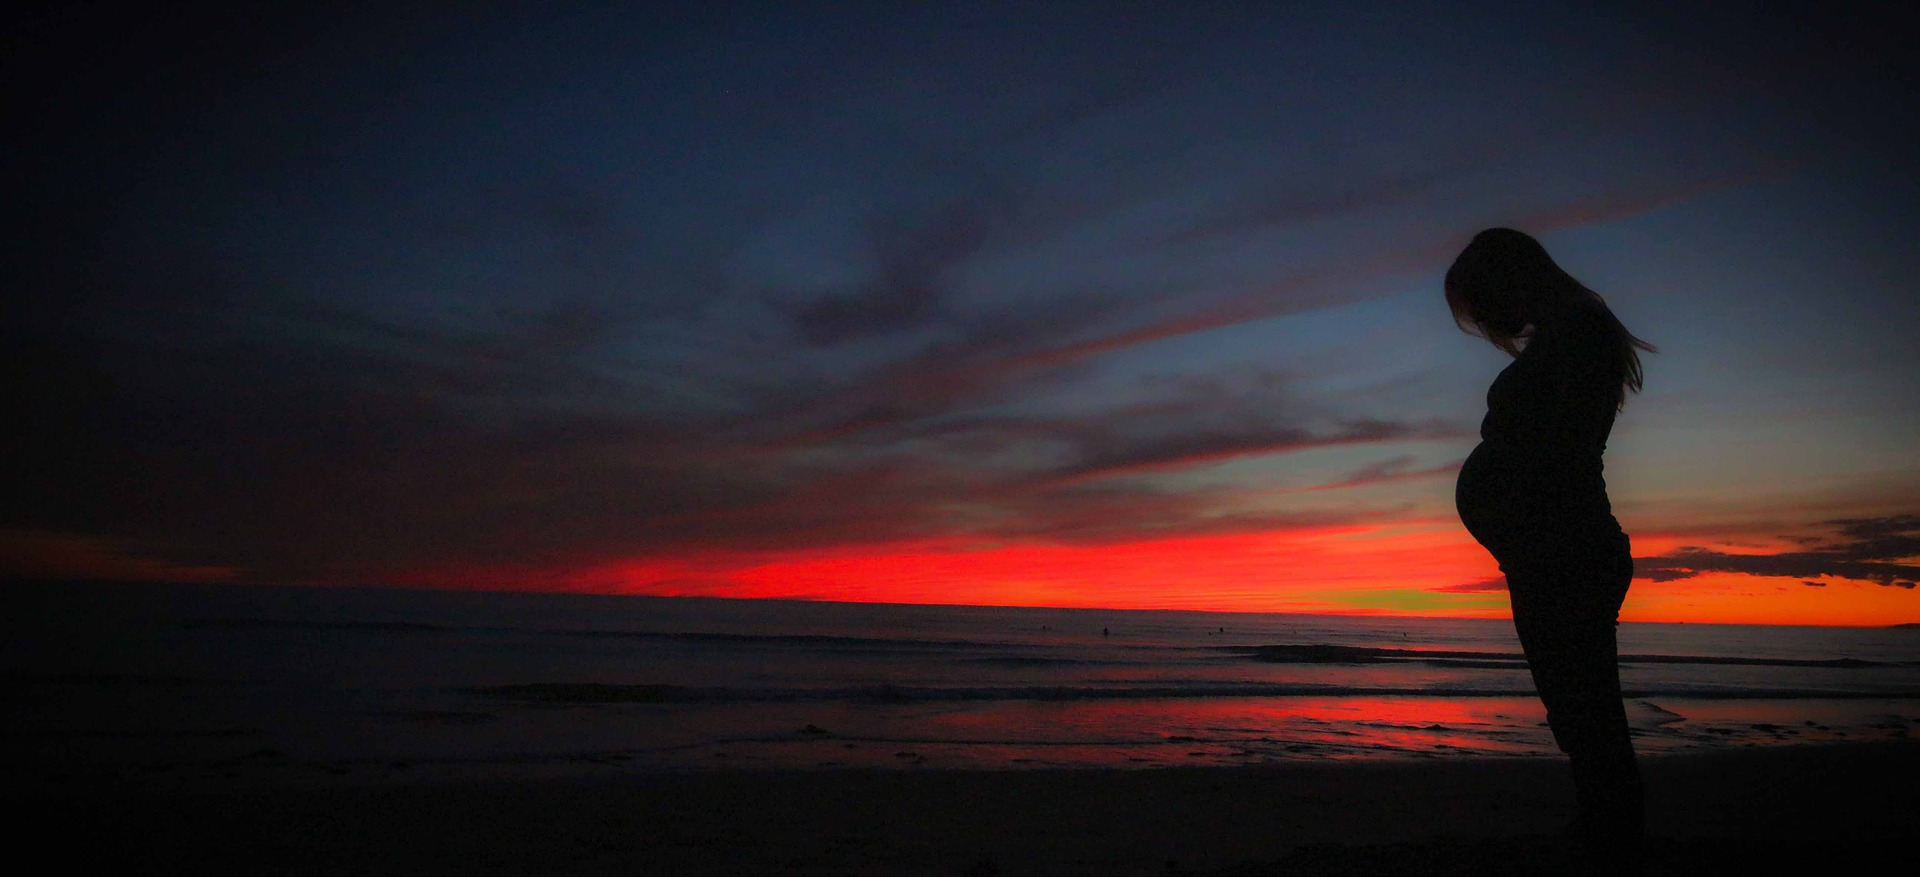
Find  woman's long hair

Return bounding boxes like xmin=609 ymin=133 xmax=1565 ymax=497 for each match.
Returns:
xmin=1445 ymin=228 xmax=1655 ymax=410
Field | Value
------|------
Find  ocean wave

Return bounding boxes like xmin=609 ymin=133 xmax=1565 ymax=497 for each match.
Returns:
xmin=1242 ymin=644 xmax=1904 ymax=669
xmin=956 ymin=656 xmax=1142 ymax=667
xmin=182 ymin=618 xmax=1088 ymax=655
xmin=469 ymin=681 xmax=1920 ymax=706
xmin=174 ymin=618 xmax=1917 ymax=672
xmin=185 ymin=618 xmax=459 ymax=634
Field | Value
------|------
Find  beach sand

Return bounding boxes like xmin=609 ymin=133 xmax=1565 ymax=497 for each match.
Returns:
xmin=30 ymin=741 xmax=1917 ymax=875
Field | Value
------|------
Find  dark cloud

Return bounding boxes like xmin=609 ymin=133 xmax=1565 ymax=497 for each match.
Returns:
xmin=1433 ymin=577 xmax=1507 ymax=594
xmin=1048 ymin=417 xmax=1462 ymax=484
xmin=746 ymin=243 xmax=1467 ymax=460
xmin=783 ymin=201 xmax=993 ymax=346
xmin=1638 ymin=515 xmax=1920 ymax=588
xmin=1156 ymin=162 xmax=1475 ymax=249
xmin=787 ymin=367 xmax=1468 ymax=488
xmin=1309 ymin=456 xmax=1464 ymax=492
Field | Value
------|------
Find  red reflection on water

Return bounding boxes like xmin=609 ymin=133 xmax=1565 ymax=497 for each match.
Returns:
xmin=838 ymin=696 xmax=1557 ymax=767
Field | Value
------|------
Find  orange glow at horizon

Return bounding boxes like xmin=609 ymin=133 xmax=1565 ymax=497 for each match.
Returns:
xmin=1620 ymin=572 xmax=1915 ymax=627
xmin=654 ymin=524 xmax=1506 ymax=616
xmin=384 ymin=522 xmax=1920 ymax=627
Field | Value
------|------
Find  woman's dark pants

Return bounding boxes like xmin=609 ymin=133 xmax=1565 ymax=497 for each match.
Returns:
xmin=1497 ymin=528 xmax=1643 ymax=840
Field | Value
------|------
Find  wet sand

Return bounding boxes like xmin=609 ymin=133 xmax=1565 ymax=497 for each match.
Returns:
xmin=29 ymin=741 xmax=1917 ymax=875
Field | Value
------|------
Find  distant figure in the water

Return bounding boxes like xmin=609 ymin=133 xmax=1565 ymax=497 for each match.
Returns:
xmin=1446 ymin=228 xmax=1655 ymax=856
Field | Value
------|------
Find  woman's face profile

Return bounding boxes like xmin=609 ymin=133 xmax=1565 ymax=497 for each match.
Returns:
xmin=1477 ymin=293 xmax=1526 ymax=336
xmin=1452 ymin=275 xmax=1527 ymax=338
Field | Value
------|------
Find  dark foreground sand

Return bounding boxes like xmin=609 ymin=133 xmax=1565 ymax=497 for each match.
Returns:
xmin=29 ymin=742 xmax=1918 ymax=876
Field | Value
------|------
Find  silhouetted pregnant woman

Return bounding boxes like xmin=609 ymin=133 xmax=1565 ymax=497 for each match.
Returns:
xmin=1446 ymin=228 xmax=1655 ymax=851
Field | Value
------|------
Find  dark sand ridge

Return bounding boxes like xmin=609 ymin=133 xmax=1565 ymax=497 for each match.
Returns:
xmin=29 ymin=741 xmax=1917 ymax=876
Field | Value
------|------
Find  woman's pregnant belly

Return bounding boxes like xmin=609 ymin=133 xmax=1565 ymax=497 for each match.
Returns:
xmin=1456 ymin=441 xmax=1531 ymax=556
xmin=1456 ymin=442 xmax=1629 ymax=572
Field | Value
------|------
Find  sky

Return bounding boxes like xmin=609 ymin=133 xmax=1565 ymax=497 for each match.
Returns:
xmin=6 ymin=1 xmax=1918 ymax=625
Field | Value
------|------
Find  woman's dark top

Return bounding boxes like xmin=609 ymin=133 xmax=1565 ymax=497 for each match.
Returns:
xmin=1455 ymin=299 xmax=1627 ymax=571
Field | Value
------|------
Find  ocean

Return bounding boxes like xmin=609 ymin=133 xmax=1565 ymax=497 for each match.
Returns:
xmin=9 ymin=581 xmax=1919 ymax=784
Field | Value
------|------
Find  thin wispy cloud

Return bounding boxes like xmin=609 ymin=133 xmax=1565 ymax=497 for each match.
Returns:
xmin=1307 ymin=456 xmax=1465 ymax=492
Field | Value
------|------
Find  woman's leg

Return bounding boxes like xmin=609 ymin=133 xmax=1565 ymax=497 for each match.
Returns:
xmin=1505 ymin=547 xmax=1640 ymax=840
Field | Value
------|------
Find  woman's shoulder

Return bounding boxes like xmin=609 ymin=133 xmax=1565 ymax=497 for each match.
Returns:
xmin=1532 ymin=300 xmax=1622 ymax=378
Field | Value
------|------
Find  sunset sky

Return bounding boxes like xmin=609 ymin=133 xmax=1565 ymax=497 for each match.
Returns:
xmin=7 ymin=1 xmax=1917 ymax=625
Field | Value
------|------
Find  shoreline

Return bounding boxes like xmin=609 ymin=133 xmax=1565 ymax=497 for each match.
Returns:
xmin=30 ymin=739 xmax=1918 ymax=875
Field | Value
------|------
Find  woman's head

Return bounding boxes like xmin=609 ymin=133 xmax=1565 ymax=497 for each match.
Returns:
xmin=1445 ymin=227 xmax=1655 ymax=408
xmin=1443 ymin=228 xmax=1582 ymax=351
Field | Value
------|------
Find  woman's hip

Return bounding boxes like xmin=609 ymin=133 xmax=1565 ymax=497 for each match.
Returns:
xmin=1474 ymin=516 xmax=1632 ymax=579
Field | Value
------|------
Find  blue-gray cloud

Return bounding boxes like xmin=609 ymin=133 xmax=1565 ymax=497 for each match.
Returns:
xmin=1638 ymin=516 xmax=1920 ymax=589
